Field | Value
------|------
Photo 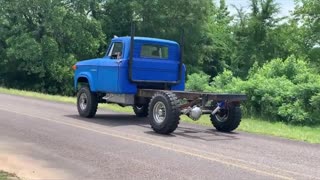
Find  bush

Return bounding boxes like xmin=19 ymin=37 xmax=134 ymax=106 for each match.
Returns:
xmin=185 ymin=72 xmax=211 ymax=92
xmin=192 ymin=56 xmax=320 ymax=125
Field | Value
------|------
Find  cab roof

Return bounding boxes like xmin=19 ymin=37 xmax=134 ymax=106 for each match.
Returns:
xmin=112 ymin=36 xmax=179 ymax=46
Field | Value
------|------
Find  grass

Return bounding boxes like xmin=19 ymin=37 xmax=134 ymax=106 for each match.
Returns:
xmin=1 ymin=87 xmax=319 ymax=144
xmin=0 ymin=87 xmax=132 ymax=112
xmin=0 ymin=171 xmax=19 ymax=180
xmin=181 ymin=115 xmax=320 ymax=144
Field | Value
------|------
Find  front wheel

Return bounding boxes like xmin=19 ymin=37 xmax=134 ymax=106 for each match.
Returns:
xmin=77 ymin=86 xmax=98 ymax=118
xmin=148 ymin=92 xmax=180 ymax=134
xmin=210 ymin=104 xmax=241 ymax=132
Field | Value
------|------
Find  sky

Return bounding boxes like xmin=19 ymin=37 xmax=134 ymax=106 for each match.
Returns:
xmin=224 ymin=0 xmax=296 ymax=16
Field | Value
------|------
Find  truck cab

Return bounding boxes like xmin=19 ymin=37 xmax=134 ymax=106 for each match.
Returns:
xmin=74 ymin=37 xmax=185 ymax=95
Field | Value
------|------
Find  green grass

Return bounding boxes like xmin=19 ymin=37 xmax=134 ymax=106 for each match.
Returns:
xmin=0 ymin=87 xmax=132 ymax=112
xmin=1 ymin=87 xmax=319 ymax=144
xmin=0 ymin=171 xmax=19 ymax=180
xmin=181 ymin=115 xmax=320 ymax=144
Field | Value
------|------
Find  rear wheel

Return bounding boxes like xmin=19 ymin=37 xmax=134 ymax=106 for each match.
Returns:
xmin=210 ymin=104 xmax=241 ymax=132
xmin=77 ymin=86 xmax=98 ymax=118
xmin=133 ymin=104 xmax=149 ymax=117
xmin=148 ymin=92 xmax=180 ymax=134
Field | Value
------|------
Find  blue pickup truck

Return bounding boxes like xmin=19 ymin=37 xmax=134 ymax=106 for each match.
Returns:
xmin=73 ymin=34 xmax=246 ymax=134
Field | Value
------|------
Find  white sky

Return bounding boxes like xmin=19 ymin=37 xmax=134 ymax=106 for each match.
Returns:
xmin=224 ymin=0 xmax=296 ymax=16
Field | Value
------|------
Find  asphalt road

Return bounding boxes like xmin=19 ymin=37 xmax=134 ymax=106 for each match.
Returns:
xmin=0 ymin=94 xmax=319 ymax=180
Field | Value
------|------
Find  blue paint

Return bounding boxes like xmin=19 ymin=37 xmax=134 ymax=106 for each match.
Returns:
xmin=74 ymin=58 xmax=101 ymax=91
xmin=74 ymin=36 xmax=186 ymax=94
xmin=217 ymin=101 xmax=226 ymax=109
xmin=171 ymin=64 xmax=186 ymax=91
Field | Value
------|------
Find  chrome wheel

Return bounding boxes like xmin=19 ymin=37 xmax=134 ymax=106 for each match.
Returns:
xmin=149 ymin=92 xmax=180 ymax=134
xmin=153 ymin=102 xmax=167 ymax=124
xmin=79 ymin=93 xmax=88 ymax=110
xmin=135 ymin=105 xmax=143 ymax=110
xmin=215 ymin=109 xmax=229 ymax=123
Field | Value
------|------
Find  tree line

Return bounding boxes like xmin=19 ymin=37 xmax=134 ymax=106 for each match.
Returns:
xmin=0 ymin=0 xmax=319 ymax=124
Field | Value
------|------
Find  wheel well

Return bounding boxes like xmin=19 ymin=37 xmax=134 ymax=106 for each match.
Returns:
xmin=77 ymin=77 xmax=89 ymax=89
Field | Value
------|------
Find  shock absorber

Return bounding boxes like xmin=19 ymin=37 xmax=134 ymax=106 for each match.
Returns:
xmin=211 ymin=102 xmax=225 ymax=115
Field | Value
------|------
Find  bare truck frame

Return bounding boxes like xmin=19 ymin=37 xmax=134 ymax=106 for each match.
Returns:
xmin=100 ymin=89 xmax=246 ymax=134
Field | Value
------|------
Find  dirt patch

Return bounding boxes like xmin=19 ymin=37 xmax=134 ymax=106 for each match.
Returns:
xmin=0 ymin=142 xmax=72 ymax=180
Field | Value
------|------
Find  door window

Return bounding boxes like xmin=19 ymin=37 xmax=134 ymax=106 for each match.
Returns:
xmin=108 ymin=42 xmax=123 ymax=59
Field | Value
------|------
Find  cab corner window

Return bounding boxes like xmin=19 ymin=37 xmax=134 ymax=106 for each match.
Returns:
xmin=140 ymin=45 xmax=168 ymax=59
xmin=108 ymin=42 xmax=123 ymax=59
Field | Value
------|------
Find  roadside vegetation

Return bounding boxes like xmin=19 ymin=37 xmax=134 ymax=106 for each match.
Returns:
xmin=0 ymin=171 xmax=19 ymax=180
xmin=0 ymin=1 xmax=319 ymax=142
xmin=186 ymin=56 xmax=320 ymax=126
xmin=1 ymin=87 xmax=319 ymax=144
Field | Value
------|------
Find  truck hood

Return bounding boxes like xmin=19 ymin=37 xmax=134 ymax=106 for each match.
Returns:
xmin=76 ymin=58 xmax=102 ymax=66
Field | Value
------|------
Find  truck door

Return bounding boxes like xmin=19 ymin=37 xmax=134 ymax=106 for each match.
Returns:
xmin=96 ymin=41 xmax=123 ymax=93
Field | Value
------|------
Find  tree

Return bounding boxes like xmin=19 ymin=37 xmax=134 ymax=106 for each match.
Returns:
xmin=100 ymin=0 xmax=213 ymax=73
xmin=200 ymin=0 xmax=234 ymax=77
xmin=230 ymin=0 xmax=281 ymax=77
xmin=294 ymin=0 xmax=320 ymax=66
xmin=0 ymin=0 xmax=105 ymax=95
xmin=0 ymin=0 xmax=216 ymax=93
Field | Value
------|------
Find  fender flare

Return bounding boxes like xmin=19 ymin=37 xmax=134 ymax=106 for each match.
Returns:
xmin=75 ymin=72 xmax=97 ymax=92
